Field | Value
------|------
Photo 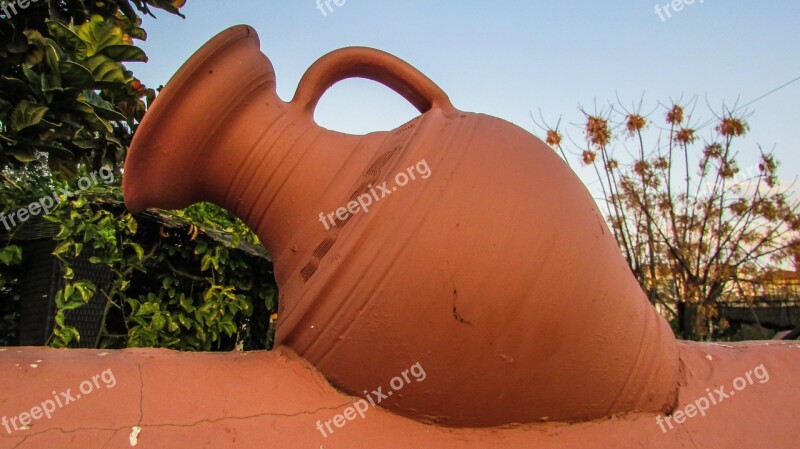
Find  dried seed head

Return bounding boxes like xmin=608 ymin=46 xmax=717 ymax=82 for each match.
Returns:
xmin=717 ymin=117 xmax=748 ymax=137
xmin=545 ymin=129 xmax=562 ymax=147
xmin=676 ymin=128 xmax=696 ymax=144
xmin=666 ymin=105 xmax=684 ymax=125
xmin=759 ymin=154 xmax=776 ymax=174
xmin=703 ymin=143 xmax=723 ymax=159
xmin=626 ymin=114 xmax=647 ymax=135
xmin=585 ymin=115 xmax=611 ymax=149
xmin=634 ymin=160 xmax=650 ymax=176
xmin=720 ymin=161 xmax=737 ymax=179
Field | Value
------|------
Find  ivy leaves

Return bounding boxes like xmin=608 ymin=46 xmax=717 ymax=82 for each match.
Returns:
xmin=0 ymin=245 xmax=22 ymax=266
xmin=0 ymin=0 xmax=280 ymax=352
xmin=47 ymin=183 xmax=146 ymax=347
xmin=44 ymin=182 xmax=277 ymax=351
xmin=125 ymin=231 xmax=266 ymax=351
xmin=50 ymin=280 xmax=96 ymax=346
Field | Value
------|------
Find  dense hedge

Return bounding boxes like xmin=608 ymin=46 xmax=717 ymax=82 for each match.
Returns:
xmin=1 ymin=1 xmax=281 ymax=351
xmin=1 ymin=169 xmax=278 ymax=350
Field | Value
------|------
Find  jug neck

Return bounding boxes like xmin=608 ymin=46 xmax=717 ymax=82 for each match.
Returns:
xmin=195 ymin=94 xmax=360 ymax=267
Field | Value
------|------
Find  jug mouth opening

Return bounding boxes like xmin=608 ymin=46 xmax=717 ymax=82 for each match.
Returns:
xmin=154 ymin=25 xmax=262 ymax=107
xmin=123 ymin=25 xmax=272 ymax=213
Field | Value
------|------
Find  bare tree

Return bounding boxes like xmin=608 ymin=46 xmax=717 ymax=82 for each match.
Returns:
xmin=538 ymin=101 xmax=800 ymax=340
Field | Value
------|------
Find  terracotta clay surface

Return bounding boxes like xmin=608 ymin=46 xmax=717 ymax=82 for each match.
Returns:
xmin=123 ymin=25 xmax=679 ymax=426
xmin=0 ymin=342 xmax=798 ymax=448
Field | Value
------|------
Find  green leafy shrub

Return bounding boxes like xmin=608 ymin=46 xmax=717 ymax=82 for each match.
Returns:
xmin=0 ymin=167 xmax=278 ymax=350
xmin=0 ymin=244 xmax=22 ymax=346
xmin=0 ymin=0 xmax=182 ymax=174
xmin=1 ymin=1 xmax=280 ymax=351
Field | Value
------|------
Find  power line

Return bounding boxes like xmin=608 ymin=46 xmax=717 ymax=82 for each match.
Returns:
xmin=740 ymin=73 xmax=800 ymax=111
xmin=697 ymin=73 xmax=800 ymax=130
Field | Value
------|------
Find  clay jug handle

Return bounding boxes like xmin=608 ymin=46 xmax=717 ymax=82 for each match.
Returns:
xmin=292 ymin=47 xmax=456 ymax=117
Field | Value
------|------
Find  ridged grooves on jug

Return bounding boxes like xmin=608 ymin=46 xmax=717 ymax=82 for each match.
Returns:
xmin=123 ymin=25 xmax=680 ymax=427
xmin=123 ymin=25 xmax=277 ymax=214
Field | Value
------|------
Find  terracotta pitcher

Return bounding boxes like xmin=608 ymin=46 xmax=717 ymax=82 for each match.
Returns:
xmin=123 ymin=25 xmax=679 ymax=426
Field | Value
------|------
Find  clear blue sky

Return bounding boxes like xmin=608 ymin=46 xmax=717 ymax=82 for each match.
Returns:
xmin=132 ymin=1 xmax=800 ymax=199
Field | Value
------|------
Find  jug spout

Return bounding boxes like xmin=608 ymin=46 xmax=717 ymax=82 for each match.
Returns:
xmin=123 ymin=24 xmax=418 ymax=276
xmin=123 ymin=25 xmax=342 ymax=260
xmin=123 ymin=25 xmax=278 ymax=215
